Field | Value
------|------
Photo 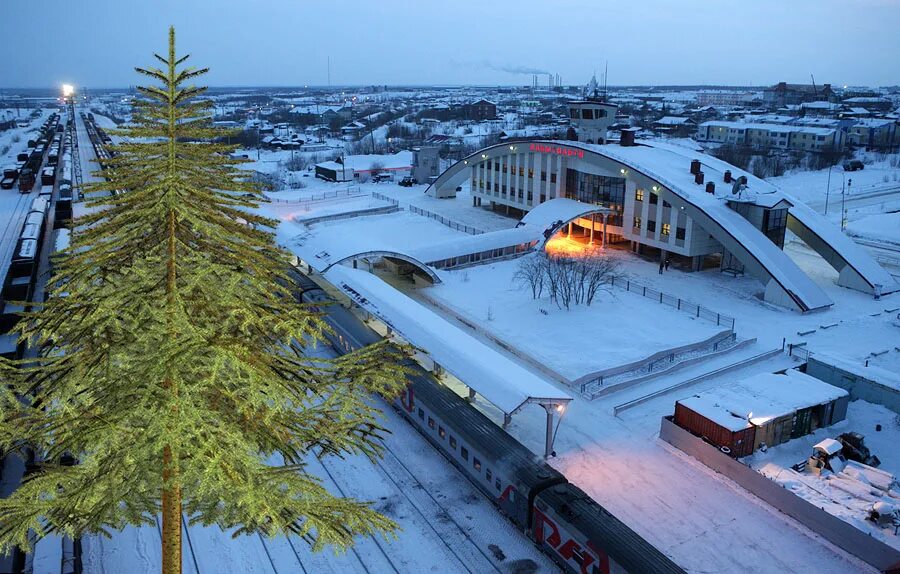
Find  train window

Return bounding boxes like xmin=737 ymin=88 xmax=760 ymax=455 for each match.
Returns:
xmin=418 ymin=408 xmax=424 ymax=420
xmin=486 ymin=469 xmax=492 ymax=481
xmin=473 ymin=458 xmax=481 ymax=471
xmin=438 ymin=426 xmax=446 ymax=439
xmin=428 ymin=417 xmax=435 ymax=430
xmin=449 ymin=436 xmax=457 ymax=449
xmin=495 ymin=479 xmax=501 ymax=492
xmin=460 ymin=446 xmax=468 ymax=461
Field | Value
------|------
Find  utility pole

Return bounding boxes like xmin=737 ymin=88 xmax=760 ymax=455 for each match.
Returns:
xmin=824 ymin=164 xmax=832 ymax=215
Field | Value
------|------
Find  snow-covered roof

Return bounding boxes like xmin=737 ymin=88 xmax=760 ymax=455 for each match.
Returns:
xmin=700 ymin=120 xmax=837 ymax=136
xmin=678 ymin=371 xmax=847 ymax=430
xmin=568 ymin=139 xmax=834 ymax=310
xmin=324 ymin=265 xmax=572 ymax=414
xmin=654 ymin=116 xmax=693 ymax=125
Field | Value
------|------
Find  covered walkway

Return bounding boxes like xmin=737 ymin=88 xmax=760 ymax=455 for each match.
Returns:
xmin=324 ymin=264 xmax=573 ymax=457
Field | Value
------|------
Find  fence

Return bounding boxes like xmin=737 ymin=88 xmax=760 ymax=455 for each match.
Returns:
xmin=611 ymin=276 xmax=736 ymax=330
xmin=370 ymin=191 xmax=400 ymax=206
xmin=408 ymin=205 xmax=485 ymax=235
xmin=268 ymin=187 xmax=362 ymax=205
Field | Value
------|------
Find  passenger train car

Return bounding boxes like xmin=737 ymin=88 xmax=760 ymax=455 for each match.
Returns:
xmin=290 ymin=269 xmax=684 ymax=574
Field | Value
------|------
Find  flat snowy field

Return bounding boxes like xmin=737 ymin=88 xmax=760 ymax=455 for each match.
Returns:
xmin=744 ymin=400 xmax=899 ymax=550
xmin=428 ymin=253 xmax=726 ymax=380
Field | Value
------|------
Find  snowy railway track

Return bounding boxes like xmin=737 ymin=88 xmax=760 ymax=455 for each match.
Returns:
xmin=309 ymin=454 xmax=401 ymax=574
xmin=372 ymin=438 xmax=504 ymax=574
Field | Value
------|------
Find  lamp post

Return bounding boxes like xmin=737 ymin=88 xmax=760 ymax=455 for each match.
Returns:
xmin=842 ymin=178 xmax=851 ymax=231
xmin=824 ymin=164 xmax=832 ymax=215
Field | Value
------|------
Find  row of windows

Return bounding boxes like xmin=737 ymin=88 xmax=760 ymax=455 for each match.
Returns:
xmin=633 ymin=218 xmax=686 ymax=240
xmin=482 ymin=162 xmax=557 ymax=183
xmin=568 ymin=108 xmax=608 ymax=120
xmin=419 ymin=407 xmax=505 ymax=495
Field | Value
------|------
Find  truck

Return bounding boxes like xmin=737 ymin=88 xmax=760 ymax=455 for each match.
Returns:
xmin=18 ymin=168 xmax=35 ymax=193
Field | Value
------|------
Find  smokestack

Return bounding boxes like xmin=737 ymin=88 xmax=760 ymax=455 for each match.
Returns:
xmin=706 ymin=181 xmax=715 ymax=194
xmin=724 ymin=170 xmax=732 ymax=183
xmin=620 ymin=128 xmax=637 ymax=147
xmin=695 ymin=171 xmax=705 ymax=185
xmin=690 ymin=159 xmax=701 ymax=175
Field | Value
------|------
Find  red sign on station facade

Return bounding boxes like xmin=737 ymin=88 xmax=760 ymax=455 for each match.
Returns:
xmin=529 ymin=143 xmax=585 ymax=159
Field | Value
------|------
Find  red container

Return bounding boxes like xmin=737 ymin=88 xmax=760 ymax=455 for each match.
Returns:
xmin=674 ymin=402 xmax=756 ymax=458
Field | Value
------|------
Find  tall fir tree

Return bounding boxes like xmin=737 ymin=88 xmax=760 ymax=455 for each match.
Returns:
xmin=0 ymin=27 xmax=407 ymax=574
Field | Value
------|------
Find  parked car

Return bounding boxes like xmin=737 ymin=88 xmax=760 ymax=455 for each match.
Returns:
xmin=843 ymin=160 xmax=864 ymax=171
xmin=399 ymin=176 xmax=414 ymax=187
xmin=1 ymin=167 xmax=18 ymax=190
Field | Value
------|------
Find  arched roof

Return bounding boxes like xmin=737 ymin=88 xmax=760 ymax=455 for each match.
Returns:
xmin=518 ymin=198 xmax=613 ymax=248
xmin=426 ymin=139 xmax=835 ymax=312
xmin=324 ymin=250 xmax=441 ymax=283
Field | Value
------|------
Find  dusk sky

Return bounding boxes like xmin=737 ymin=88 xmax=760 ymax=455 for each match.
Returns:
xmin=2 ymin=0 xmax=898 ymax=89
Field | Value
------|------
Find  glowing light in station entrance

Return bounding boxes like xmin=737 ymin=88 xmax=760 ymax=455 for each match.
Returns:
xmin=62 ymin=84 xmax=75 ymax=97
xmin=544 ymin=233 xmax=601 ymax=257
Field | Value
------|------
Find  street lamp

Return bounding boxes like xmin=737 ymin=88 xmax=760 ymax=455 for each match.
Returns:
xmin=842 ymin=178 xmax=851 ymax=230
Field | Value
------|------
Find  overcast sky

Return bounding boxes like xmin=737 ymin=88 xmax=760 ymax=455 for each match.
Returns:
xmin=2 ymin=0 xmax=898 ymax=89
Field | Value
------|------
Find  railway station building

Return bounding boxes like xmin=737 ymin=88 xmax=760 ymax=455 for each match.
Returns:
xmin=425 ymin=99 xmax=898 ymax=313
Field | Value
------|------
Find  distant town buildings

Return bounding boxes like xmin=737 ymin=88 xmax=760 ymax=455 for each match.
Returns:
xmin=462 ymin=99 xmax=497 ymax=121
xmin=763 ymin=81 xmax=835 ymax=107
xmin=697 ymin=121 xmax=846 ymax=152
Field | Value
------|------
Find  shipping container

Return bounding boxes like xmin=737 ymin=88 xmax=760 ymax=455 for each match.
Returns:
xmin=674 ymin=401 xmax=756 ymax=458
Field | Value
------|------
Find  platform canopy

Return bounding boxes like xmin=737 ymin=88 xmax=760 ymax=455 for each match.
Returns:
xmin=324 ymin=264 xmax=572 ymax=416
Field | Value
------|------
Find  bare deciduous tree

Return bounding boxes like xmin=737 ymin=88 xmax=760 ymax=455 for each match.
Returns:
xmin=514 ymin=251 xmax=624 ymax=310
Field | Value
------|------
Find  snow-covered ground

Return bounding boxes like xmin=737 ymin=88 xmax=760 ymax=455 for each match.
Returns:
xmin=744 ymin=400 xmax=899 ymax=550
xmin=766 ymin=153 xmax=900 ymax=209
xmin=427 ymin=253 xmax=726 ymax=380
xmin=847 ymin=212 xmax=900 ymax=246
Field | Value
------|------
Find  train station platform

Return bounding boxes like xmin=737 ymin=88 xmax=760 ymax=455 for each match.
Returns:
xmin=324 ymin=264 xmax=572 ymax=457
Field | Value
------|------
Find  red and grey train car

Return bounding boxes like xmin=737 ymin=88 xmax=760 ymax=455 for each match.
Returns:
xmin=292 ymin=269 xmax=684 ymax=574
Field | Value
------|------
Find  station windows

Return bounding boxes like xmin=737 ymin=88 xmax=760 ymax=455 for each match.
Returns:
xmin=428 ymin=417 xmax=435 ymax=430
xmin=569 ymin=109 xmax=579 ymax=119
xmin=495 ymin=479 xmax=502 ymax=492
xmin=486 ymin=469 xmax=492 ymax=481
xmin=633 ymin=217 xmax=642 ymax=229
xmin=676 ymin=227 xmax=686 ymax=240
xmin=635 ymin=188 xmax=644 ymax=201
xmin=647 ymin=220 xmax=656 ymax=232
xmin=461 ymin=446 xmax=469 ymax=461
xmin=661 ymin=223 xmax=671 ymax=236
xmin=494 ymin=163 xmax=500 ymax=172
xmin=550 ymin=172 xmax=557 ymax=184
xmin=649 ymin=192 xmax=659 ymax=205
xmin=438 ymin=426 xmax=446 ymax=439
xmin=528 ymin=168 xmax=534 ymax=178
xmin=582 ymin=109 xmax=594 ymax=120
xmin=418 ymin=408 xmax=424 ymax=421
xmin=449 ymin=436 xmax=457 ymax=449
xmin=540 ymin=171 xmax=547 ymax=181
xmin=473 ymin=458 xmax=482 ymax=472
xmin=663 ymin=200 xmax=671 ymax=208
xmin=518 ymin=166 xmax=525 ymax=177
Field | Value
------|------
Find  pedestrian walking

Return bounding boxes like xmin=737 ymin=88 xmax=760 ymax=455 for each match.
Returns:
xmin=658 ymin=260 xmax=664 ymax=274
xmin=665 ymin=258 xmax=671 ymax=271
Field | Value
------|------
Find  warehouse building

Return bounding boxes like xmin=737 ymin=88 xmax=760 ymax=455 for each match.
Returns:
xmin=673 ymin=371 xmax=850 ymax=457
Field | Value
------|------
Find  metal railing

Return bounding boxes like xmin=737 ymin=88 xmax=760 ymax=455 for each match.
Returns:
xmin=408 ymin=205 xmax=485 ymax=235
xmin=268 ymin=187 xmax=362 ymax=204
xmin=610 ymin=276 xmax=736 ymax=330
xmin=371 ymin=191 xmax=400 ymax=206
